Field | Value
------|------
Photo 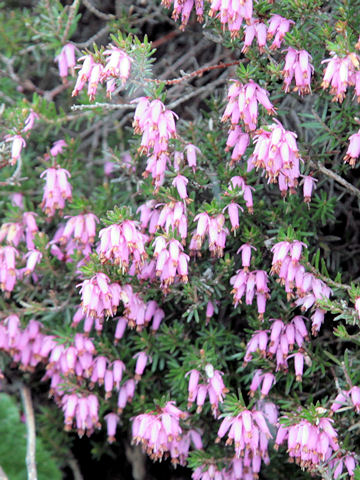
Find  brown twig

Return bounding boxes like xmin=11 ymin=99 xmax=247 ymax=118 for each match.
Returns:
xmin=151 ymin=30 xmax=183 ymax=48
xmin=62 ymin=0 xmax=82 ymax=44
xmin=146 ymin=60 xmax=242 ymax=85
xmin=82 ymin=0 xmax=115 ymax=20
xmin=20 ymin=385 xmax=38 ymax=480
xmin=309 ymin=159 xmax=360 ymax=201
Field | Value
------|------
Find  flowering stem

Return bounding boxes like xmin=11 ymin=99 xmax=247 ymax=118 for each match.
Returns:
xmin=20 ymin=385 xmax=38 ymax=480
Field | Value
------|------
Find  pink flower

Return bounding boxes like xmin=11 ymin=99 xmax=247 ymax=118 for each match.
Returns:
xmin=5 ymin=135 xmax=26 ymax=165
xmin=104 ymin=413 xmax=119 ymax=443
xmin=237 ymin=243 xmax=256 ymax=270
xmin=185 ymin=144 xmax=200 ymax=171
xmin=344 ymin=129 xmax=360 ymax=166
xmin=302 ymin=175 xmax=317 ymax=202
xmin=247 ymin=120 xmax=301 ymax=193
xmin=242 ymin=21 xmax=268 ymax=53
xmin=50 ymin=139 xmax=67 ymax=157
xmin=72 ymin=54 xmax=95 ymax=97
xmin=223 ymin=202 xmax=243 ymax=231
xmin=55 ymin=44 xmax=76 ymax=79
xmin=134 ymin=351 xmax=149 ymax=380
xmin=172 ymin=174 xmax=188 ymax=199
xmin=275 ymin=412 xmax=339 ymax=471
xmin=22 ymin=110 xmax=39 ymax=133
xmin=131 ymin=401 xmax=189 ymax=462
xmin=216 ymin=408 xmax=271 ymax=462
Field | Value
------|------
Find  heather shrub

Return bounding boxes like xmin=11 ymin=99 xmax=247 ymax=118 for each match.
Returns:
xmin=1 ymin=1 xmax=360 ymax=479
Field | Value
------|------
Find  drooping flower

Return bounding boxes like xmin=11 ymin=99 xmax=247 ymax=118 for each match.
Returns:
xmin=55 ymin=44 xmax=76 ymax=79
xmin=5 ymin=135 xmax=26 ymax=165
xmin=40 ymin=166 xmax=72 ymax=217
xmin=22 ymin=110 xmax=39 ymax=133
xmin=344 ymin=129 xmax=360 ymax=166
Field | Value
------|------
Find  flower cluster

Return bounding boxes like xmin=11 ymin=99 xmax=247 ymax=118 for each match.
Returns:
xmin=114 ymin=284 xmax=164 ymax=333
xmin=270 ymin=240 xmax=332 ymax=335
xmin=161 ymin=0 xmax=204 ymax=30
xmin=78 ymin=273 xmax=121 ymax=321
xmin=153 ymin=236 xmax=189 ymax=289
xmin=216 ymin=408 xmax=271 ymax=467
xmin=244 ymin=316 xmax=309 ymax=377
xmin=0 ymin=212 xmax=38 ymax=250
xmin=0 ymin=315 xmax=52 ymax=371
xmin=247 ymin=120 xmax=302 ymax=194
xmin=249 ymin=370 xmax=276 ymax=398
xmin=267 ymin=15 xmax=294 ymax=50
xmin=242 ymin=20 xmax=267 ymax=53
xmin=186 ymin=364 xmax=228 ymax=417
xmin=230 ymin=268 xmax=269 ymax=319
xmin=208 ymin=0 xmax=253 ymax=38
xmin=331 ymin=386 xmax=360 ymax=414
xmin=321 ymin=52 xmax=360 ymax=103
xmin=138 ymin=200 xmax=188 ymax=242
xmin=131 ymin=401 xmax=190 ymax=462
xmin=282 ymin=48 xmax=313 ymax=95
xmin=50 ymin=213 xmax=98 ymax=263
xmin=61 ymin=394 xmax=100 ymax=437
xmin=275 ymin=413 xmax=340 ymax=473
xmin=190 ymin=212 xmax=228 ymax=258
xmin=222 ymin=80 xmax=275 ymax=163
xmin=98 ymin=220 xmax=147 ymax=271
xmin=72 ymin=46 xmax=132 ymax=100
xmin=40 ymin=166 xmax=72 ymax=217
xmin=132 ymin=97 xmax=178 ymax=189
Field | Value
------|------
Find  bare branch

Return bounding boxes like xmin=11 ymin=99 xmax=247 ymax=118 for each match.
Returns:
xmin=310 ymin=159 xmax=360 ymax=201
